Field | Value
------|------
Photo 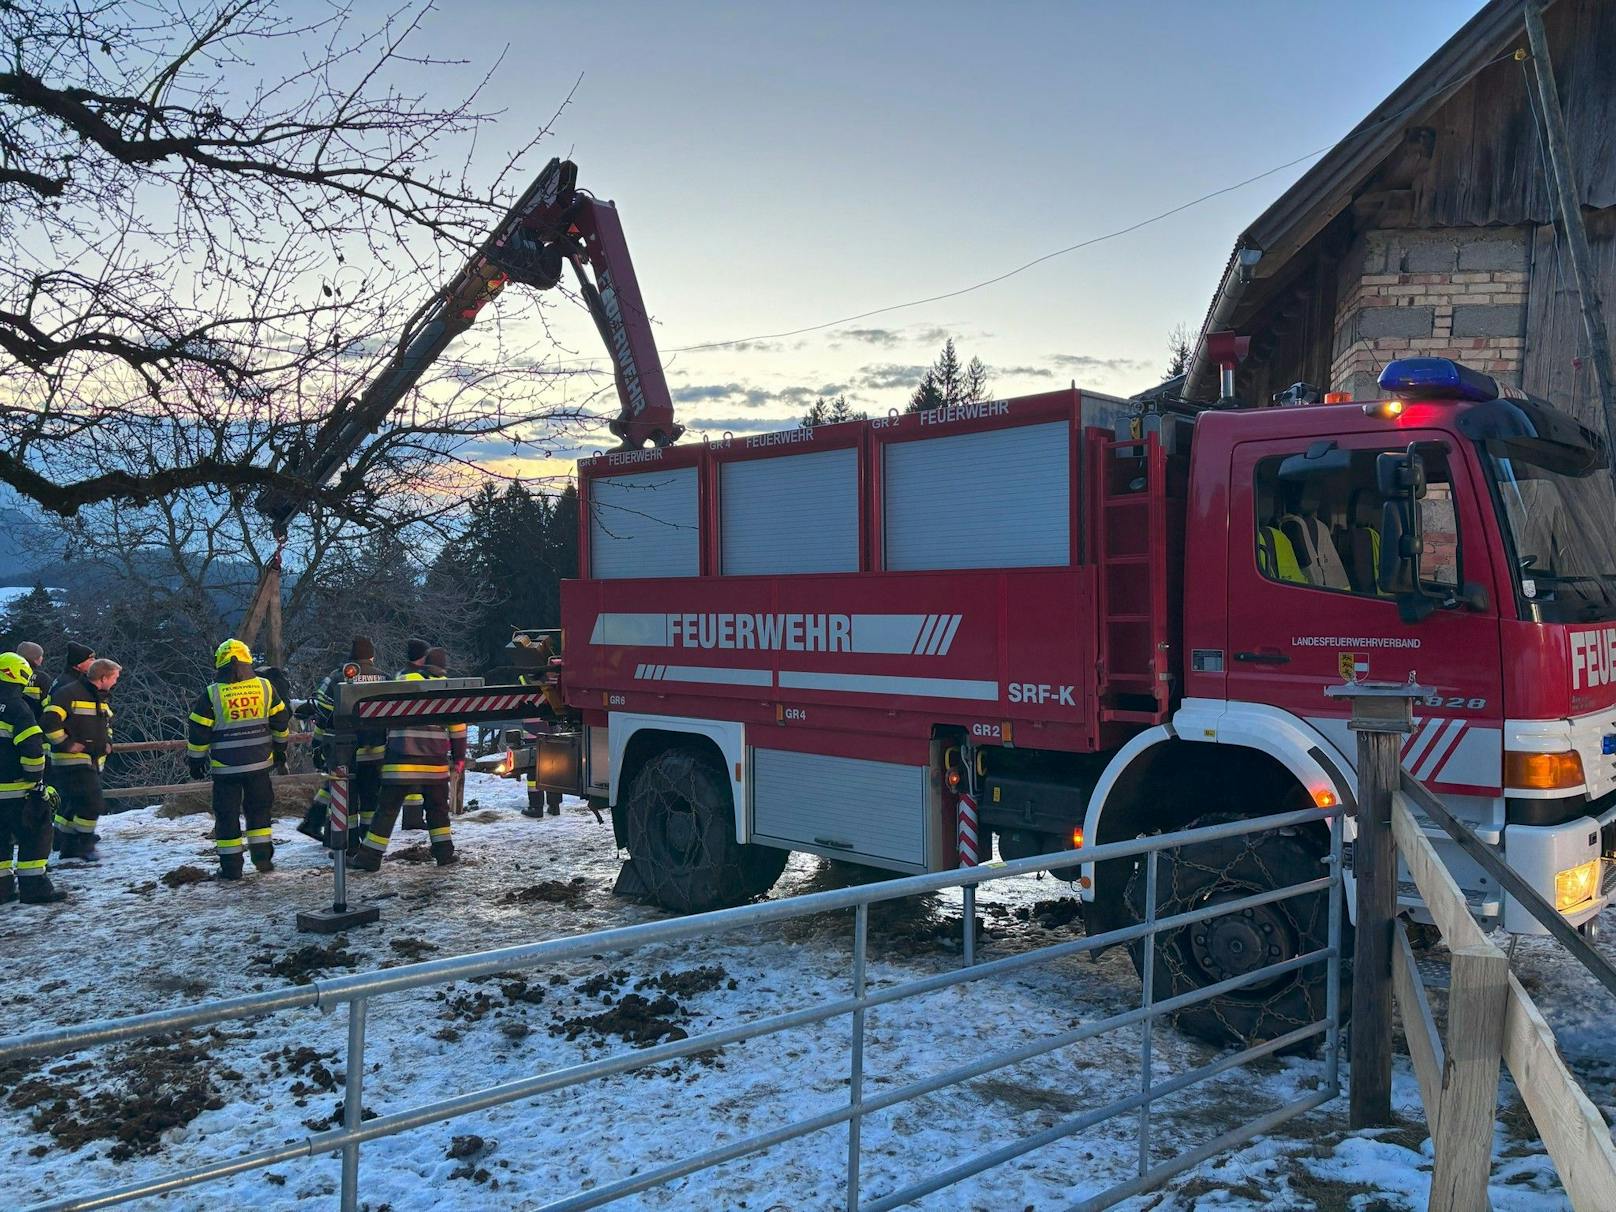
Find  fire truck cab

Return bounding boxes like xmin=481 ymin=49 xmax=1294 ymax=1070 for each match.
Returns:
xmin=547 ymin=356 xmax=1616 ymax=1044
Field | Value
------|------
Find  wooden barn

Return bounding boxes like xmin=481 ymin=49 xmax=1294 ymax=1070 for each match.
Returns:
xmin=1181 ymin=0 xmax=1616 ymax=426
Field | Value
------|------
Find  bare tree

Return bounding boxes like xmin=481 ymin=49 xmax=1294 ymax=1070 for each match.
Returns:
xmin=52 ymin=480 xmax=481 ymax=786
xmin=0 ymin=0 xmax=593 ymax=522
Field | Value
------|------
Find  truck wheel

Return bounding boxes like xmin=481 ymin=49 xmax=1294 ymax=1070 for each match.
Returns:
xmin=1124 ymin=821 xmax=1345 ymax=1051
xmin=622 ymin=747 xmax=787 ymax=913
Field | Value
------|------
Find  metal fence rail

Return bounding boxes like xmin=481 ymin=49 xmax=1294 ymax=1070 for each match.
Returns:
xmin=0 ymin=808 xmax=1345 ymax=1212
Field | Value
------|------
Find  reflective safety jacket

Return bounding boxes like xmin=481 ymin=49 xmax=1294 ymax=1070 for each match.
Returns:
xmin=313 ymin=658 xmax=386 ymax=765
xmin=381 ymin=669 xmax=467 ymax=783
xmin=188 ymin=675 xmax=291 ymax=777
xmin=0 ymin=683 xmax=46 ymax=799
xmin=42 ymin=673 xmax=113 ymax=770
xmin=23 ymin=670 xmax=47 ymax=723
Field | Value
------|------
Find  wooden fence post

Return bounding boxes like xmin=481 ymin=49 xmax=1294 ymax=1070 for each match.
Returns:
xmin=1326 ymin=680 xmax=1426 ymax=1130
xmin=1428 ymin=944 xmax=1508 ymax=1211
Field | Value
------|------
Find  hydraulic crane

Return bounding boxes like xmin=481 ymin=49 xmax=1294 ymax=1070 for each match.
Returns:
xmin=239 ymin=157 xmax=683 ymax=660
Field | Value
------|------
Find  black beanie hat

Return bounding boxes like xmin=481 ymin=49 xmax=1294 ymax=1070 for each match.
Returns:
xmin=350 ymin=635 xmax=376 ymax=662
xmin=65 ymin=640 xmax=95 ymax=668
xmin=425 ymin=646 xmax=449 ymax=671
xmin=405 ymin=637 xmax=430 ymax=663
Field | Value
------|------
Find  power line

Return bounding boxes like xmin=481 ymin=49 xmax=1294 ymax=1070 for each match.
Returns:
xmin=665 ymin=149 xmax=1330 ymax=354
xmin=550 ymin=47 xmax=1519 ymax=366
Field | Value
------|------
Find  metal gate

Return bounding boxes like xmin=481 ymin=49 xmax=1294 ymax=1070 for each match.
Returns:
xmin=0 ymin=807 xmax=1344 ymax=1212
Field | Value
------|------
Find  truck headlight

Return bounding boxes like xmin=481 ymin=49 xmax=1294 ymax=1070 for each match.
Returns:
xmin=1555 ymin=858 xmax=1601 ymax=911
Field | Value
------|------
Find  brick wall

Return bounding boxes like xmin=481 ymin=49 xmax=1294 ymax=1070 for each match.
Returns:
xmin=1329 ymin=228 xmax=1530 ymax=400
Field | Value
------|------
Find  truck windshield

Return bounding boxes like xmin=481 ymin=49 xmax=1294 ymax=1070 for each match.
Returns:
xmin=1467 ymin=399 xmax=1616 ymax=622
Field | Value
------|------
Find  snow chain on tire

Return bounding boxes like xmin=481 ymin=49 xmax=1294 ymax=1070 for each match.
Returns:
xmin=1123 ymin=820 xmax=1347 ymax=1052
xmin=623 ymin=747 xmax=786 ymax=914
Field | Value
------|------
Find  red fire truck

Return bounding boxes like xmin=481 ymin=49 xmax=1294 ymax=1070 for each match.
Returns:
xmin=536 ymin=356 xmax=1616 ymax=1044
xmin=323 ymin=158 xmax=1615 ymax=1044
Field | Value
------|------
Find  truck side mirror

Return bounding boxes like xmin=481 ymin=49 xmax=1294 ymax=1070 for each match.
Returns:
xmin=1375 ymin=448 xmax=1426 ymax=499
xmin=1376 ymin=446 xmax=1440 ymax=622
xmin=1378 ymin=498 xmax=1420 ymax=595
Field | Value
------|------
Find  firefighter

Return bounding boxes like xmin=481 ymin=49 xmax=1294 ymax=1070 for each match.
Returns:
xmin=15 ymin=641 xmax=48 ymax=722
xmin=42 ymin=650 xmax=117 ymax=863
xmin=349 ymin=641 xmax=466 ymax=870
xmin=186 ymin=639 xmax=291 ymax=880
xmin=0 ymin=652 xmax=65 ymax=903
xmin=393 ymin=639 xmax=432 ymax=833
xmin=297 ymin=637 xmax=385 ymax=845
xmin=44 ymin=640 xmax=94 ymax=850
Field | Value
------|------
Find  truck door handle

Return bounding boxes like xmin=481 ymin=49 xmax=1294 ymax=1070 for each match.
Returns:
xmin=1234 ymin=650 xmax=1290 ymax=665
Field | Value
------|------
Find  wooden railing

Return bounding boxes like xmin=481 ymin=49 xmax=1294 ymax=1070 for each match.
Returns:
xmin=1391 ymin=792 xmax=1616 ymax=1211
xmin=102 ymin=733 xmax=315 ymax=800
xmin=1331 ymin=681 xmax=1616 ymax=1210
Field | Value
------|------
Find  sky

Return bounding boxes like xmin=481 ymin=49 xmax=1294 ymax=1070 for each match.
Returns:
xmin=343 ymin=1 xmax=1491 ymax=456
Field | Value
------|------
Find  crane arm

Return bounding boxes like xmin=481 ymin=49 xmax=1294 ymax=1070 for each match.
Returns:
xmin=257 ymin=157 xmax=679 ymax=531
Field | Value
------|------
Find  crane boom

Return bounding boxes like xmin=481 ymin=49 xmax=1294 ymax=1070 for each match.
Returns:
xmin=257 ymin=157 xmax=680 ymax=531
xmin=242 ymin=158 xmax=680 ymax=660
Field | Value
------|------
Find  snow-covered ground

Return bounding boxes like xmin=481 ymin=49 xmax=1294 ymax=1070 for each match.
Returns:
xmin=0 ymin=773 xmax=1600 ymax=1210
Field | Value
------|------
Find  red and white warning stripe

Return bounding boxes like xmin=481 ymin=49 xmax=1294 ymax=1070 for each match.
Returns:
xmin=355 ymin=692 xmax=534 ymax=720
xmin=957 ymin=791 xmax=980 ymax=868
xmin=1402 ymin=716 xmax=1468 ymax=783
xmin=327 ymin=778 xmax=348 ymax=842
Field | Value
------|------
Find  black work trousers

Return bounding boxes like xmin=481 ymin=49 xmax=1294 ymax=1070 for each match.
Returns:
xmin=213 ymin=771 xmax=275 ymax=866
xmin=49 ymin=765 xmax=105 ymax=836
xmin=363 ymin=781 xmax=450 ymax=852
xmin=1 ymin=789 xmax=52 ymax=880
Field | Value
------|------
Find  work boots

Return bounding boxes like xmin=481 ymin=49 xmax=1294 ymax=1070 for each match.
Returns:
xmin=547 ymin=792 xmax=562 ymax=817
xmin=217 ymin=854 xmax=244 ymax=881
xmin=347 ymin=847 xmax=382 ymax=873
xmin=250 ymin=843 xmax=275 ymax=874
xmin=52 ymin=826 xmax=69 ymax=853
xmin=296 ymin=804 xmax=326 ymax=843
xmin=430 ymin=840 xmax=456 ymax=867
xmin=18 ymin=875 xmax=67 ymax=904
xmin=402 ymin=798 xmax=426 ymax=832
xmin=60 ymin=833 xmax=100 ymax=863
xmin=0 ymin=872 xmax=15 ymax=904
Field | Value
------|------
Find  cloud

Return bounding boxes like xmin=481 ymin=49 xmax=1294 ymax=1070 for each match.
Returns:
xmin=856 ymin=363 xmax=931 ymax=391
xmin=1050 ymin=353 xmax=1150 ymax=375
xmin=683 ymin=415 xmax=799 ymax=433
xmin=989 ymin=364 xmax=1056 ymax=379
xmin=777 ymin=383 xmax=851 ymax=404
xmin=669 ymin=382 xmax=773 ymax=408
xmin=839 ymin=325 xmax=954 ymax=348
xmin=710 ymin=339 xmax=784 ymax=354
xmin=841 ymin=328 xmax=901 ymax=347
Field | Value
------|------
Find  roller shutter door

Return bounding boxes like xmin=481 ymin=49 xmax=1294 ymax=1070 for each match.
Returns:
xmin=721 ymin=448 xmax=859 ymax=575
xmin=884 ymin=421 xmax=1069 ymax=570
xmin=750 ymin=749 xmax=928 ymax=871
xmin=588 ymin=467 xmax=699 ymax=579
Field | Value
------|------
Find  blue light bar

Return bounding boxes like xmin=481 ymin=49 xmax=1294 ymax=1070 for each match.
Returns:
xmin=1377 ymin=357 xmax=1498 ymax=402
